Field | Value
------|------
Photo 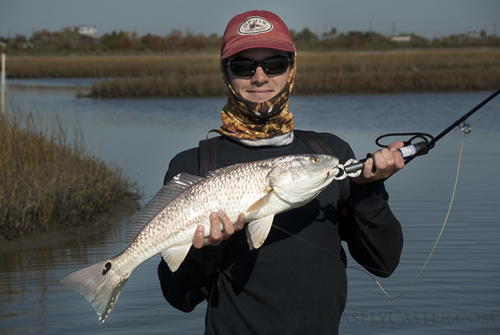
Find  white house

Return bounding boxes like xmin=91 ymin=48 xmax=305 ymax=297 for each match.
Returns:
xmin=77 ymin=25 xmax=97 ymax=38
xmin=390 ymin=36 xmax=412 ymax=43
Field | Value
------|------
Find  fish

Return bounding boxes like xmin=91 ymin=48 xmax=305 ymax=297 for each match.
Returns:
xmin=59 ymin=154 xmax=346 ymax=324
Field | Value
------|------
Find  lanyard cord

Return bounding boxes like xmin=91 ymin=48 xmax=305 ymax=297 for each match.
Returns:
xmin=408 ymin=89 xmax=499 ymax=165
xmin=373 ymin=89 xmax=500 ymax=168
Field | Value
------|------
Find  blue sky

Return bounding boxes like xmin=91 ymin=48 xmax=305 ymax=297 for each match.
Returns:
xmin=1 ymin=0 xmax=498 ymax=39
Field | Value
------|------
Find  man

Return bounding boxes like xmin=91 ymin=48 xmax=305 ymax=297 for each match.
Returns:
xmin=158 ymin=10 xmax=404 ymax=334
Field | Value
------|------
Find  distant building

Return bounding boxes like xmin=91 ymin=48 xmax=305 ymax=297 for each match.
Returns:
xmin=390 ymin=36 xmax=412 ymax=43
xmin=78 ymin=25 xmax=97 ymax=38
xmin=21 ymin=42 xmax=34 ymax=49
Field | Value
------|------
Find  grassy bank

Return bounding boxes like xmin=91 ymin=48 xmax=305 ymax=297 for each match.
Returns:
xmin=295 ymin=48 xmax=500 ymax=94
xmin=6 ymin=53 xmax=221 ymax=78
xmin=0 ymin=106 xmax=141 ymax=240
xmin=89 ymin=48 xmax=500 ymax=97
xmin=7 ymin=48 xmax=500 ymax=97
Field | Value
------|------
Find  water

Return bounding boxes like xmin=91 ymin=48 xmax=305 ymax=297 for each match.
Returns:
xmin=1 ymin=79 xmax=499 ymax=334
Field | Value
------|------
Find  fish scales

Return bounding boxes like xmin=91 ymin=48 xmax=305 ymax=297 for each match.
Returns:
xmin=134 ymin=161 xmax=271 ymax=255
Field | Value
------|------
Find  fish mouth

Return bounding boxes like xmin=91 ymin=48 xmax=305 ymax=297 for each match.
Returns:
xmin=326 ymin=162 xmax=340 ymax=176
xmin=325 ymin=162 xmax=343 ymax=180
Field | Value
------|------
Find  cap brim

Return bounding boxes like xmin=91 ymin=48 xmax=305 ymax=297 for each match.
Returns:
xmin=221 ymin=39 xmax=295 ymax=59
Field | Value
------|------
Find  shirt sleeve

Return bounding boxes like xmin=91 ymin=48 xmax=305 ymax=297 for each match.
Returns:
xmin=157 ymin=151 xmax=227 ymax=312
xmin=341 ymin=180 xmax=404 ymax=278
xmin=333 ymin=136 xmax=403 ymax=277
xmin=336 ymin=139 xmax=404 ymax=278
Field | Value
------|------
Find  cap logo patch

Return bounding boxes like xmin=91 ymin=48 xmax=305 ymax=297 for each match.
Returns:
xmin=238 ymin=16 xmax=273 ymax=35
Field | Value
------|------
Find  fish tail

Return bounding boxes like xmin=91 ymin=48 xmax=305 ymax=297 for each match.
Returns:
xmin=59 ymin=257 xmax=129 ymax=325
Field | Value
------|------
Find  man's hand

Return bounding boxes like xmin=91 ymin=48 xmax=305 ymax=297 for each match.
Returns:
xmin=192 ymin=211 xmax=246 ymax=248
xmin=352 ymin=141 xmax=405 ymax=185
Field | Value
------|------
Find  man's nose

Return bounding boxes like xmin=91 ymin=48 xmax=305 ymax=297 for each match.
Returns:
xmin=250 ymin=65 xmax=269 ymax=84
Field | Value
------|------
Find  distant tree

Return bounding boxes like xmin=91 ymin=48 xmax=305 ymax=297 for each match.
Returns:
xmin=346 ymin=31 xmax=363 ymax=47
xmin=293 ymin=27 xmax=318 ymax=43
xmin=141 ymin=33 xmax=163 ymax=51
xmin=100 ymin=30 xmax=134 ymax=50
xmin=59 ymin=27 xmax=79 ymax=51
xmin=184 ymin=31 xmax=213 ymax=49
xmin=207 ymin=32 xmax=222 ymax=47
xmin=165 ymin=29 xmax=183 ymax=50
xmin=14 ymin=34 xmax=27 ymax=43
xmin=30 ymin=29 xmax=57 ymax=47
xmin=322 ymin=27 xmax=338 ymax=40
xmin=408 ymin=34 xmax=430 ymax=46
xmin=4 ymin=24 xmax=498 ymax=54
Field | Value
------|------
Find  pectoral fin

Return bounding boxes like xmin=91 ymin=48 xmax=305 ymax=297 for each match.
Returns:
xmin=245 ymin=189 xmax=274 ymax=215
xmin=246 ymin=215 xmax=275 ymax=250
xmin=161 ymin=244 xmax=192 ymax=272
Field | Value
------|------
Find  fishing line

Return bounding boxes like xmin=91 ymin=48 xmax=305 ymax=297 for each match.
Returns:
xmin=274 ymin=94 xmax=500 ymax=298
xmin=349 ymin=132 xmax=466 ymax=299
xmin=351 ymin=101 xmax=500 ymax=299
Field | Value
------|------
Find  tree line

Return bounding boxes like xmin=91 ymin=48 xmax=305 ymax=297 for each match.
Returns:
xmin=1 ymin=26 xmax=499 ymax=55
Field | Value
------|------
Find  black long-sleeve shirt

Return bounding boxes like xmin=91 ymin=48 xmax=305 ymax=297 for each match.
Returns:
xmin=158 ymin=131 xmax=403 ymax=335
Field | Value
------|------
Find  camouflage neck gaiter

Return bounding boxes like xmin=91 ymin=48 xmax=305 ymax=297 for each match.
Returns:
xmin=217 ymin=53 xmax=297 ymax=140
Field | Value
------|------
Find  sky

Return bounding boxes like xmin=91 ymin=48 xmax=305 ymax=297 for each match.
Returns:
xmin=0 ymin=0 xmax=499 ymax=40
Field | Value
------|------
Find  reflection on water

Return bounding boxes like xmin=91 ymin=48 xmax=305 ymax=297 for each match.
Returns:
xmin=0 ymin=224 xmax=117 ymax=333
xmin=1 ymin=80 xmax=500 ymax=334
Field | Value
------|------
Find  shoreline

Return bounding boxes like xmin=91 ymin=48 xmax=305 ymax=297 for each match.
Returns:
xmin=0 ymin=199 xmax=140 ymax=254
xmin=5 ymin=48 xmax=499 ymax=97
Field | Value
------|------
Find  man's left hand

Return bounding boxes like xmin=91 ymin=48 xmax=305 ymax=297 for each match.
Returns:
xmin=352 ymin=141 xmax=405 ymax=185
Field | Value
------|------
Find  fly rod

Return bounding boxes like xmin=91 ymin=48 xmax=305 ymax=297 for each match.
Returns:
xmin=344 ymin=88 xmax=500 ymax=174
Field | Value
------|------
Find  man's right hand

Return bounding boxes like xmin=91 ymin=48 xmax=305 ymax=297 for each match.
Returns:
xmin=192 ymin=211 xmax=246 ymax=248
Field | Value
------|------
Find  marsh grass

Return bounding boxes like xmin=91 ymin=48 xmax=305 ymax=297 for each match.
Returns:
xmin=7 ymin=48 xmax=500 ymax=98
xmin=0 ymin=104 xmax=141 ymax=239
xmin=7 ymin=54 xmax=221 ymax=78
xmin=294 ymin=49 xmax=500 ymax=94
xmin=91 ymin=49 xmax=500 ymax=97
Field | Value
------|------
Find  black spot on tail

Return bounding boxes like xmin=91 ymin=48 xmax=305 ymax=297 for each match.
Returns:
xmin=102 ymin=262 xmax=112 ymax=275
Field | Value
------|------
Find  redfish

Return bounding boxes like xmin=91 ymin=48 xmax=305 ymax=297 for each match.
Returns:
xmin=59 ymin=154 xmax=346 ymax=324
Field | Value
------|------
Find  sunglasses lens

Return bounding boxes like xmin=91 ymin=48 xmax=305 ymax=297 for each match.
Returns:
xmin=263 ymin=57 xmax=291 ymax=75
xmin=229 ymin=56 xmax=291 ymax=77
xmin=229 ymin=60 xmax=255 ymax=77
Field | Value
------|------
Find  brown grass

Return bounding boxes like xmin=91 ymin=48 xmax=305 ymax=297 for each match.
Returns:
xmin=7 ymin=48 xmax=500 ymax=97
xmin=295 ymin=49 xmax=500 ymax=94
xmin=0 ymin=105 xmax=141 ymax=239
xmin=7 ymin=54 xmax=220 ymax=78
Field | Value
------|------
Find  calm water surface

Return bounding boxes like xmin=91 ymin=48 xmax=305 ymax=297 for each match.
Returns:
xmin=1 ymin=79 xmax=499 ymax=334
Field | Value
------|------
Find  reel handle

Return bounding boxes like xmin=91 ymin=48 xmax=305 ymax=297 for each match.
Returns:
xmin=344 ymin=141 xmax=429 ymax=175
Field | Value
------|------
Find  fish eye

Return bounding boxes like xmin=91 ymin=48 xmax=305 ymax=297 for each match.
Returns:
xmin=311 ymin=157 xmax=320 ymax=163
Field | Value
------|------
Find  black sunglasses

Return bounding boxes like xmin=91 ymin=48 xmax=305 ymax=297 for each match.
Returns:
xmin=226 ymin=56 xmax=292 ymax=77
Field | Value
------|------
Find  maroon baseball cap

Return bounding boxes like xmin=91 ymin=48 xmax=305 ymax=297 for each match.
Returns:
xmin=221 ymin=10 xmax=296 ymax=59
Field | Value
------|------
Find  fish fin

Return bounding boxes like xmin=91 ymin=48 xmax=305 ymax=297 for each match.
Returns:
xmin=161 ymin=244 xmax=192 ymax=272
xmin=206 ymin=164 xmax=243 ymax=178
xmin=58 ymin=258 xmax=129 ymax=325
xmin=172 ymin=173 xmax=205 ymax=188
xmin=246 ymin=215 xmax=275 ymax=250
xmin=125 ymin=173 xmax=204 ymax=242
xmin=245 ymin=190 xmax=274 ymax=214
